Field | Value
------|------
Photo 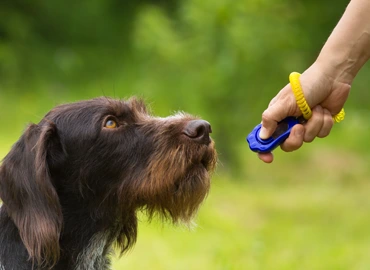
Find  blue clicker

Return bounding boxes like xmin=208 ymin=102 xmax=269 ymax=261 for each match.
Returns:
xmin=246 ymin=117 xmax=300 ymax=153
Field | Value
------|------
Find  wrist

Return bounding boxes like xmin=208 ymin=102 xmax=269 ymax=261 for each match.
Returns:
xmin=315 ymin=49 xmax=356 ymax=85
xmin=315 ymin=32 xmax=370 ymax=85
xmin=301 ymin=60 xmax=351 ymax=115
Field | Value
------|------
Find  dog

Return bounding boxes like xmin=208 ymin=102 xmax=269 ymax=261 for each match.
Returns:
xmin=0 ymin=97 xmax=217 ymax=270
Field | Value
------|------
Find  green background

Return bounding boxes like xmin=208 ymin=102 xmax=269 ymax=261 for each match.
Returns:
xmin=1 ymin=0 xmax=370 ymax=269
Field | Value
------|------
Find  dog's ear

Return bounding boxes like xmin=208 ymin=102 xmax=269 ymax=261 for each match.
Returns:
xmin=0 ymin=123 xmax=63 ymax=266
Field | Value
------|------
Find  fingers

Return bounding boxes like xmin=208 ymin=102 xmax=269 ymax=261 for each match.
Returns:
xmin=255 ymin=64 xmax=346 ymax=163
xmin=256 ymin=106 xmax=335 ymax=163
xmin=303 ymin=105 xmax=324 ymax=142
xmin=259 ymin=108 xmax=279 ymax=139
xmin=257 ymin=152 xmax=274 ymax=163
xmin=259 ymin=85 xmax=299 ymax=139
xmin=280 ymin=124 xmax=305 ymax=152
xmin=279 ymin=105 xmax=334 ymax=153
xmin=302 ymin=105 xmax=334 ymax=141
xmin=317 ymin=108 xmax=334 ymax=138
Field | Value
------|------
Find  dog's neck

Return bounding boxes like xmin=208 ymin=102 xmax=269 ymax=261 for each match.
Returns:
xmin=74 ymin=231 xmax=112 ymax=270
xmin=57 ymin=202 xmax=118 ymax=270
xmin=0 ymin=203 xmax=117 ymax=270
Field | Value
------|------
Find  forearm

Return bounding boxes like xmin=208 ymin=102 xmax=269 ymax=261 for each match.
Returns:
xmin=316 ymin=0 xmax=370 ymax=84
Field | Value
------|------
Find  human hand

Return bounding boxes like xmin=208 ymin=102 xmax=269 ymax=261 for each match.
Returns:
xmin=257 ymin=62 xmax=351 ymax=163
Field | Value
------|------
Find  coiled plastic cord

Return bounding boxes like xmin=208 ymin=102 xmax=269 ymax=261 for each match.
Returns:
xmin=289 ymin=72 xmax=345 ymax=123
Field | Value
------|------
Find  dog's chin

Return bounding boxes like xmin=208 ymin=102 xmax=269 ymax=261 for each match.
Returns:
xmin=140 ymin=142 xmax=217 ymax=225
xmin=142 ymin=167 xmax=211 ymax=226
xmin=171 ymin=175 xmax=211 ymax=224
xmin=166 ymin=144 xmax=216 ymax=222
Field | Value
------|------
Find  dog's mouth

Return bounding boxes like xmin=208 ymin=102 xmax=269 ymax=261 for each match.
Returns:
xmin=197 ymin=143 xmax=217 ymax=172
xmin=201 ymin=157 xmax=208 ymax=169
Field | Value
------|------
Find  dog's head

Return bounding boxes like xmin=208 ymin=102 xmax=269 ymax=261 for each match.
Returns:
xmin=0 ymin=97 xmax=217 ymax=266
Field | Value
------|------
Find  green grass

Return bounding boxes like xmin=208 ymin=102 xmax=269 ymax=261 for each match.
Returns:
xmin=112 ymin=177 xmax=370 ymax=270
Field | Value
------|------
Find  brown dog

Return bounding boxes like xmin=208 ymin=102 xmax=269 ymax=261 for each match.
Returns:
xmin=0 ymin=97 xmax=217 ymax=270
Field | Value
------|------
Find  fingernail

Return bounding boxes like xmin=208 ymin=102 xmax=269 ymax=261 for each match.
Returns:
xmin=259 ymin=127 xmax=268 ymax=139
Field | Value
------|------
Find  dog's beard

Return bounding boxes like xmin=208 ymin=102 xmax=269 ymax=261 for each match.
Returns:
xmin=136 ymin=141 xmax=217 ymax=226
xmin=146 ymin=169 xmax=210 ymax=226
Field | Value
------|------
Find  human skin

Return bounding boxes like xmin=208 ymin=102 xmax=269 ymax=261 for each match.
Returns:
xmin=258 ymin=0 xmax=370 ymax=163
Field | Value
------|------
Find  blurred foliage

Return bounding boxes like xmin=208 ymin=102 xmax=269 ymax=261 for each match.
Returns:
xmin=2 ymin=1 xmax=370 ymax=269
xmin=0 ymin=0 xmax=369 ymax=173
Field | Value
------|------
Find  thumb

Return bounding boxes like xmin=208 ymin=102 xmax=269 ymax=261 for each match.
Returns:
xmin=259 ymin=95 xmax=298 ymax=139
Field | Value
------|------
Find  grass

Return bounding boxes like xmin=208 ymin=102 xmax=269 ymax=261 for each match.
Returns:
xmin=112 ymin=177 xmax=370 ymax=270
xmin=2 ymin=115 xmax=370 ymax=270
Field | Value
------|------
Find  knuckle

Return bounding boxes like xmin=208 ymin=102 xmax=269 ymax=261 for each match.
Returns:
xmin=304 ymin=134 xmax=315 ymax=143
xmin=261 ymin=110 xmax=272 ymax=123
xmin=280 ymin=138 xmax=303 ymax=152
xmin=313 ymin=105 xmax=323 ymax=113
xmin=317 ymin=131 xmax=329 ymax=138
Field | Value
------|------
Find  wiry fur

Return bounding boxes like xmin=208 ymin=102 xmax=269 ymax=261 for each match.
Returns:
xmin=0 ymin=97 xmax=217 ymax=269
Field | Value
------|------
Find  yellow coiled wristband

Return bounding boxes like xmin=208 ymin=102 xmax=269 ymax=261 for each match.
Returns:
xmin=289 ymin=72 xmax=345 ymax=123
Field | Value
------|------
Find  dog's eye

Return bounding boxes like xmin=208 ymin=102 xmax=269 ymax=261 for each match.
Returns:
xmin=104 ymin=119 xmax=118 ymax=129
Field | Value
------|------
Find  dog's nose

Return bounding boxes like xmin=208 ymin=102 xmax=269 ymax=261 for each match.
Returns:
xmin=183 ymin=120 xmax=212 ymax=144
